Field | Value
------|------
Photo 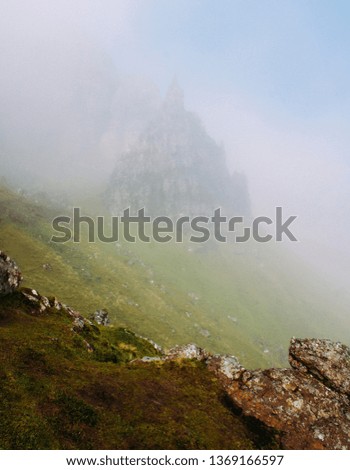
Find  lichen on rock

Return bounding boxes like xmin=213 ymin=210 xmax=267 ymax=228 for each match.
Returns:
xmin=166 ymin=343 xmax=208 ymax=361
xmin=289 ymin=337 xmax=350 ymax=396
xmin=206 ymin=338 xmax=350 ymax=449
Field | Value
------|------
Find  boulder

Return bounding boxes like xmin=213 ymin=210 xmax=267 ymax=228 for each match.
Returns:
xmin=206 ymin=354 xmax=245 ymax=381
xmin=0 ymin=251 xmax=22 ymax=296
xmin=220 ymin=366 xmax=350 ymax=449
xmin=90 ymin=309 xmax=110 ymax=326
xmin=166 ymin=343 xmax=208 ymax=361
xmin=289 ymin=337 xmax=350 ymax=396
xmin=206 ymin=337 xmax=350 ymax=449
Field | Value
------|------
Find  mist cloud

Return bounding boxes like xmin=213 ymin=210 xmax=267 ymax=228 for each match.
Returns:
xmin=0 ymin=0 xmax=349 ymax=287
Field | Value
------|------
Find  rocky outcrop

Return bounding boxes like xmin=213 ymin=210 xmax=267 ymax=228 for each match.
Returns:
xmin=289 ymin=337 xmax=350 ymax=396
xmin=159 ymin=338 xmax=350 ymax=449
xmin=20 ymin=287 xmax=94 ymax=351
xmin=166 ymin=343 xmax=208 ymax=361
xmin=0 ymin=251 xmax=22 ymax=296
xmin=206 ymin=354 xmax=245 ymax=380
xmin=220 ymin=366 xmax=350 ymax=449
xmin=3 ymin=251 xmax=350 ymax=449
xmin=107 ymin=80 xmax=250 ymax=218
xmin=211 ymin=338 xmax=350 ymax=449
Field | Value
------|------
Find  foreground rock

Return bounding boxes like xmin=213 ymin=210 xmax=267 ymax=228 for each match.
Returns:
xmin=209 ymin=339 xmax=350 ymax=449
xmin=206 ymin=354 xmax=246 ymax=381
xmin=0 ymin=251 xmax=22 ymax=296
xmin=166 ymin=344 xmax=208 ymax=361
xmin=165 ymin=339 xmax=350 ymax=449
xmin=289 ymin=337 xmax=350 ymax=396
xmin=221 ymin=366 xmax=350 ymax=449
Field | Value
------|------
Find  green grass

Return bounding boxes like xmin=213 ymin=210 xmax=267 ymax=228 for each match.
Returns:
xmin=1 ymin=184 xmax=346 ymax=449
xmin=0 ymin=185 xmax=349 ymax=369
xmin=0 ymin=291 xmax=278 ymax=449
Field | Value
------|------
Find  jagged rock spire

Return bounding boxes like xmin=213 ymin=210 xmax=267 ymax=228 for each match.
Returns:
xmin=108 ymin=78 xmax=251 ymax=217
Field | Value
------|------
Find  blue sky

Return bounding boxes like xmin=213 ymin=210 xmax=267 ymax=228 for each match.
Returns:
xmin=3 ymin=0 xmax=349 ymax=124
xmin=107 ymin=0 xmax=350 ymax=123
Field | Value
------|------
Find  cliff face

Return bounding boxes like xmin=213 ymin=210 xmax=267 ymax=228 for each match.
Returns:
xmin=107 ymin=80 xmax=250 ymax=217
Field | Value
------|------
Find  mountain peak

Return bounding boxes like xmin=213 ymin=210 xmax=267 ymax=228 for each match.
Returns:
xmin=107 ymin=82 xmax=250 ymax=217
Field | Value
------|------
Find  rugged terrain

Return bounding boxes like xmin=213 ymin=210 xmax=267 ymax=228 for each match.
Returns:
xmin=107 ymin=80 xmax=250 ymax=217
xmin=1 ymin=251 xmax=350 ymax=450
xmin=1 ymin=184 xmax=349 ymax=370
xmin=0 ymin=252 xmax=276 ymax=450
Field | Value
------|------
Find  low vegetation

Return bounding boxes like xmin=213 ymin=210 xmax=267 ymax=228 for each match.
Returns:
xmin=0 ymin=290 xmax=278 ymax=449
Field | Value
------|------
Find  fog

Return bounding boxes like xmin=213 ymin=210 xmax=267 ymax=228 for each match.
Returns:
xmin=1 ymin=0 xmax=349 ymax=289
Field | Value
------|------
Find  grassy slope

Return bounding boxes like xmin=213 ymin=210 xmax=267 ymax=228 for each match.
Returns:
xmin=0 ymin=186 xmax=349 ymax=369
xmin=0 ymin=291 xmax=277 ymax=450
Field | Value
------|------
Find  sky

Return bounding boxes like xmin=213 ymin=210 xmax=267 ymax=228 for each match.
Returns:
xmin=0 ymin=0 xmax=349 ymax=282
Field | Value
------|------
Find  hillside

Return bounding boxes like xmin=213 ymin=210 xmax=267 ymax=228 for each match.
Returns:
xmin=0 ymin=185 xmax=349 ymax=370
xmin=1 ymin=253 xmax=350 ymax=450
xmin=0 ymin=277 xmax=277 ymax=449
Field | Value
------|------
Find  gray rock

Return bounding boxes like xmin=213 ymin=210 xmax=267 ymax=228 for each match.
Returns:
xmin=107 ymin=80 xmax=250 ymax=218
xmin=140 ymin=356 xmax=162 ymax=362
xmin=206 ymin=354 xmax=245 ymax=380
xmin=90 ymin=309 xmax=110 ymax=326
xmin=0 ymin=251 xmax=22 ymax=296
xmin=289 ymin=337 xmax=350 ymax=396
xmin=166 ymin=343 xmax=208 ymax=361
xmin=22 ymin=288 xmax=59 ymax=313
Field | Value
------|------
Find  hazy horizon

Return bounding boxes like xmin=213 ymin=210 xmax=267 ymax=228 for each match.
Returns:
xmin=1 ymin=0 xmax=349 ymax=289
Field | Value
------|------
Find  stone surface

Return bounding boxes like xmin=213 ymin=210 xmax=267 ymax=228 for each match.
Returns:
xmin=107 ymin=80 xmax=250 ymax=217
xmin=90 ymin=309 xmax=110 ymax=326
xmin=21 ymin=287 xmax=93 ymax=334
xmin=203 ymin=338 xmax=350 ymax=449
xmin=0 ymin=251 xmax=22 ymax=296
xmin=166 ymin=343 xmax=209 ymax=361
xmin=22 ymin=288 xmax=60 ymax=314
xmin=206 ymin=354 xmax=245 ymax=380
xmin=163 ymin=337 xmax=350 ymax=449
xmin=139 ymin=356 xmax=162 ymax=362
xmin=221 ymin=367 xmax=350 ymax=449
xmin=289 ymin=337 xmax=350 ymax=396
